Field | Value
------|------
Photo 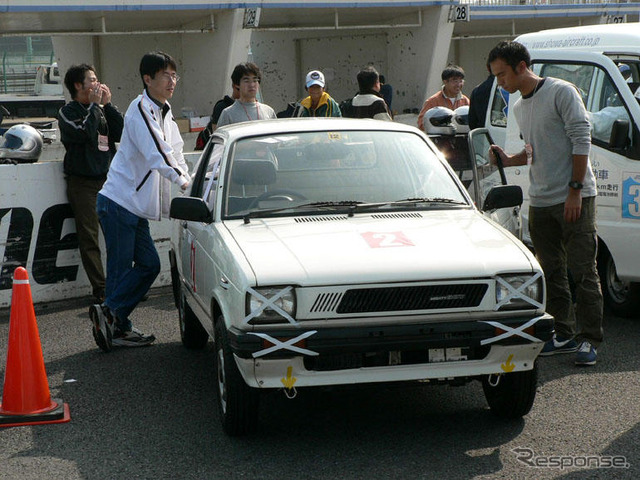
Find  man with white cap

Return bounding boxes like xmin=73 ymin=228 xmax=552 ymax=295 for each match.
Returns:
xmin=298 ymin=70 xmax=342 ymax=117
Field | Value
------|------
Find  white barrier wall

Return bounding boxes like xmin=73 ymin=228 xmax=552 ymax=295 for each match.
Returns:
xmin=0 ymin=152 xmax=201 ymax=307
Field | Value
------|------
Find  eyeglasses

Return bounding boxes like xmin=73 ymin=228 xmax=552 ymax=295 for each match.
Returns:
xmin=161 ymin=72 xmax=180 ymax=83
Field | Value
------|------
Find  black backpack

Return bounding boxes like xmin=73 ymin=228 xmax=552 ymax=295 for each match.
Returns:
xmin=339 ymin=97 xmax=355 ymax=118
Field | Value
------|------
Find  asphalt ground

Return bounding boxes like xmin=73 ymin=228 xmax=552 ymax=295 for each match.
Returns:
xmin=0 ymin=287 xmax=639 ymax=480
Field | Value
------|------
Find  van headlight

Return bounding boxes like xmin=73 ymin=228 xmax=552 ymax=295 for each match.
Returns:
xmin=246 ymin=287 xmax=296 ymax=325
xmin=495 ymin=274 xmax=543 ymax=310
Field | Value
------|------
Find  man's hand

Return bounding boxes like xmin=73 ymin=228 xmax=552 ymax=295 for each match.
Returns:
xmin=564 ymin=189 xmax=582 ymax=223
xmin=89 ymin=83 xmax=103 ymax=104
xmin=100 ymin=84 xmax=112 ymax=105
xmin=489 ymin=144 xmax=506 ymax=166
xmin=180 ymin=181 xmax=190 ymax=191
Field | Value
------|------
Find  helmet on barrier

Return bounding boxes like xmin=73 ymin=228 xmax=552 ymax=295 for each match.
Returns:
xmin=0 ymin=124 xmax=43 ymax=163
xmin=452 ymin=105 xmax=470 ymax=134
xmin=424 ymin=106 xmax=456 ymax=135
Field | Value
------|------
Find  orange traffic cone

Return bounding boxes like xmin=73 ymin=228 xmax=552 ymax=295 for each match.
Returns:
xmin=0 ymin=267 xmax=70 ymax=427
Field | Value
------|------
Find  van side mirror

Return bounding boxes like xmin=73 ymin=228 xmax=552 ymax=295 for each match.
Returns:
xmin=170 ymin=197 xmax=212 ymax=223
xmin=609 ymin=119 xmax=629 ymax=150
xmin=482 ymin=185 xmax=523 ymax=211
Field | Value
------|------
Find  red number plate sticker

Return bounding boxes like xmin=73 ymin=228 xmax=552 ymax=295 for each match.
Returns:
xmin=361 ymin=231 xmax=415 ymax=248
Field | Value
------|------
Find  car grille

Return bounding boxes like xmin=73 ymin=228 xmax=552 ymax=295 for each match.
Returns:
xmin=334 ymin=284 xmax=488 ymax=314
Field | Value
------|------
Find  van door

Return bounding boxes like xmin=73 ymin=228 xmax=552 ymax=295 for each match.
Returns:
xmin=485 ymin=82 xmax=510 ymax=149
xmin=500 ymin=50 xmax=640 ymax=316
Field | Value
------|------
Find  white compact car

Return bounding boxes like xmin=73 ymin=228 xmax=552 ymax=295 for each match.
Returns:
xmin=169 ymin=118 xmax=553 ymax=436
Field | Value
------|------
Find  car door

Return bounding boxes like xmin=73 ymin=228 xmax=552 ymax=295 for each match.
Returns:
xmin=179 ymin=140 xmax=225 ymax=311
xmin=468 ymin=128 xmax=522 ymax=239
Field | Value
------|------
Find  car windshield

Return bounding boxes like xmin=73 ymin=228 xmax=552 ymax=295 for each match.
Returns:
xmin=222 ymin=130 xmax=468 ymax=219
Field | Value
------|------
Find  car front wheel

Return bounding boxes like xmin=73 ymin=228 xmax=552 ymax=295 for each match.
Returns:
xmin=214 ymin=318 xmax=259 ymax=436
xmin=482 ymin=363 xmax=537 ymax=419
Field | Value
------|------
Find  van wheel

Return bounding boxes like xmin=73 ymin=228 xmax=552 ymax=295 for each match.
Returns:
xmin=482 ymin=364 xmax=537 ymax=419
xmin=214 ymin=318 xmax=259 ymax=436
xmin=179 ymin=291 xmax=209 ymax=349
xmin=598 ymin=249 xmax=640 ymax=318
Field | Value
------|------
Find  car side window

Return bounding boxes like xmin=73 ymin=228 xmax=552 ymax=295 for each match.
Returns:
xmin=489 ymin=87 xmax=509 ymax=128
xmin=590 ymin=73 xmax=631 ymax=146
xmin=538 ymin=61 xmax=634 ymax=154
xmin=192 ymin=142 xmax=224 ymax=210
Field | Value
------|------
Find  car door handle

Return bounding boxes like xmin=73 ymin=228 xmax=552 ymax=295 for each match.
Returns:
xmin=219 ymin=277 xmax=229 ymax=290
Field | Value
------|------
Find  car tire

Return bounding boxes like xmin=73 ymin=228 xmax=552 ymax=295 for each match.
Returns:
xmin=179 ymin=291 xmax=209 ymax=349
xmin=598 ymin=248 xmax=640 ymax=318
xmin=169 ymin=249 xmax=180 ymax=309
xmin=482 ymin=363 xmax=537 ymax=419
xmin=214 ymin=318 xmax=259 ymax=436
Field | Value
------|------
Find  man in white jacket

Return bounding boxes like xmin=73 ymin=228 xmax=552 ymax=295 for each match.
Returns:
xmin=90 ymin=51 xmax=191 ymax=352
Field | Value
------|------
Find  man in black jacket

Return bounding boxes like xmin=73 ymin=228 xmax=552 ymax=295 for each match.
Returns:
xmin=58 ymin=64 xmax=123 ymax=303
xmin=346 ymin=66 xmax=392 ymax=121
xmin=468 ymin=70 xmax=494 ymax=130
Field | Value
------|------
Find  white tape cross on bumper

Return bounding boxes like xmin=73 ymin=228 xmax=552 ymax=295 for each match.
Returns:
xmin=244 ymin=286 xmax=296 ymax=325
xmin=479 ymin=315 xmax=545 ymax=346
xmin=248 ymin=330 xmax=319 ymax=358
xmin=494 ymin=271 xmax=544 ymax=310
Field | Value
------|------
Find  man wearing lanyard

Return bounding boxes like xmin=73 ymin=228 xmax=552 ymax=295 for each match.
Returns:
xmin=58 ymin=64 xmax=124 ymax=305
xmin=216 ymin=62 xmax=277 ymax=127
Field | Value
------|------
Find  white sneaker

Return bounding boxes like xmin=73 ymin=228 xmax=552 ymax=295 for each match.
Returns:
xmin=112 ymin=327 xmax=156 ymax=347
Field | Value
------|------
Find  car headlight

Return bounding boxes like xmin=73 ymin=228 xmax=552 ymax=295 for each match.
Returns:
xmin=495 ymin=274 xmax=543 ymax=310
xmin=246 ymin=287 xmax=296 ymax=325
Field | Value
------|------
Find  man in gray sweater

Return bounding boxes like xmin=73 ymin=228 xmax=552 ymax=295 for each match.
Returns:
xmin=489 ymin=41 xmax=603 ymax=366
xmin=216 ymin=63 xmax=276 ymax=128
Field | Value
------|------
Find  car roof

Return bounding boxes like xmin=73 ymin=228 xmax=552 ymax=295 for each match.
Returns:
xmin=516 ymin=22 xmax=640 ymax=53
xmin=212 ymin=117 xmax=425 ymax=142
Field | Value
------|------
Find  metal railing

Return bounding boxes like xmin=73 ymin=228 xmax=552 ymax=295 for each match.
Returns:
xmin=1 ymin=52 xmax=55 ymax=94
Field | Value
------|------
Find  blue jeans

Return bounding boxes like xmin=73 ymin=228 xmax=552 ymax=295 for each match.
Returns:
xmin=96 ymin=194 xmax=160 ymax=332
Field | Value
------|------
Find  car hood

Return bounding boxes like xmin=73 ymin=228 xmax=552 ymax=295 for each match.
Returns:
xmin=226 ymin=210 xmax=535 ymax=286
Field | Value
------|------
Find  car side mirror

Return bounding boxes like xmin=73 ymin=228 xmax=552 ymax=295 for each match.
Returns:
xmin=609 ymin=119 xmax=629 ymax=150
xmin=482 ymin=185 xmax=523 ymax=211
xmin=170 ymin=197 xmax=212 ymax=223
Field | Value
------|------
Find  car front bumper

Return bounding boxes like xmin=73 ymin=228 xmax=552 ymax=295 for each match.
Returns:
xmin=228 ymin=314 xmax=554 ymax=388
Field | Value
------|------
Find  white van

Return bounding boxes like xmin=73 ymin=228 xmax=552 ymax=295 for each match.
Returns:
xmin=484 ymin=23 xmax=640 ymax=317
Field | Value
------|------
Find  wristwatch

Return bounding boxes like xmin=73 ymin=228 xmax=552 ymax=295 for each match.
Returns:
xmin=568 ymin=180 xmax=584 ymax=190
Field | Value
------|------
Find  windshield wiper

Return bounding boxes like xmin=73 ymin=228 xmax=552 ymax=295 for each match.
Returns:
xmin=390 ymin=197 xmax=468 ymax=206
xmin=239 ymin=198 xmax=467 ymax=223
xmin=240 ymin=201 xmax=365 ymax=224
xmin=352 ymin=197 xmax=468 ymax=213
xmin=295 ymin=200 xmax=365 ymax=209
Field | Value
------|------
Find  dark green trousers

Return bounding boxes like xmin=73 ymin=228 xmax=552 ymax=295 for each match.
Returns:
xmin=529 ymin=196 xmax=603 ymax=347
xmin=66 ymin=175 xmax=106 ymax=300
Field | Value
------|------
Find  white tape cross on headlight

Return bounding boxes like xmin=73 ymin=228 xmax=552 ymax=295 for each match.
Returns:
xmin=494 ymin=271 xmax=544 ymax=310
xmin=244 ymin=286 xmax=297 ymax=325
xmin=249 ymin=330 xmax=319 ymax=358
xmin=479 ymin=315 xmax=544 ymax=346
